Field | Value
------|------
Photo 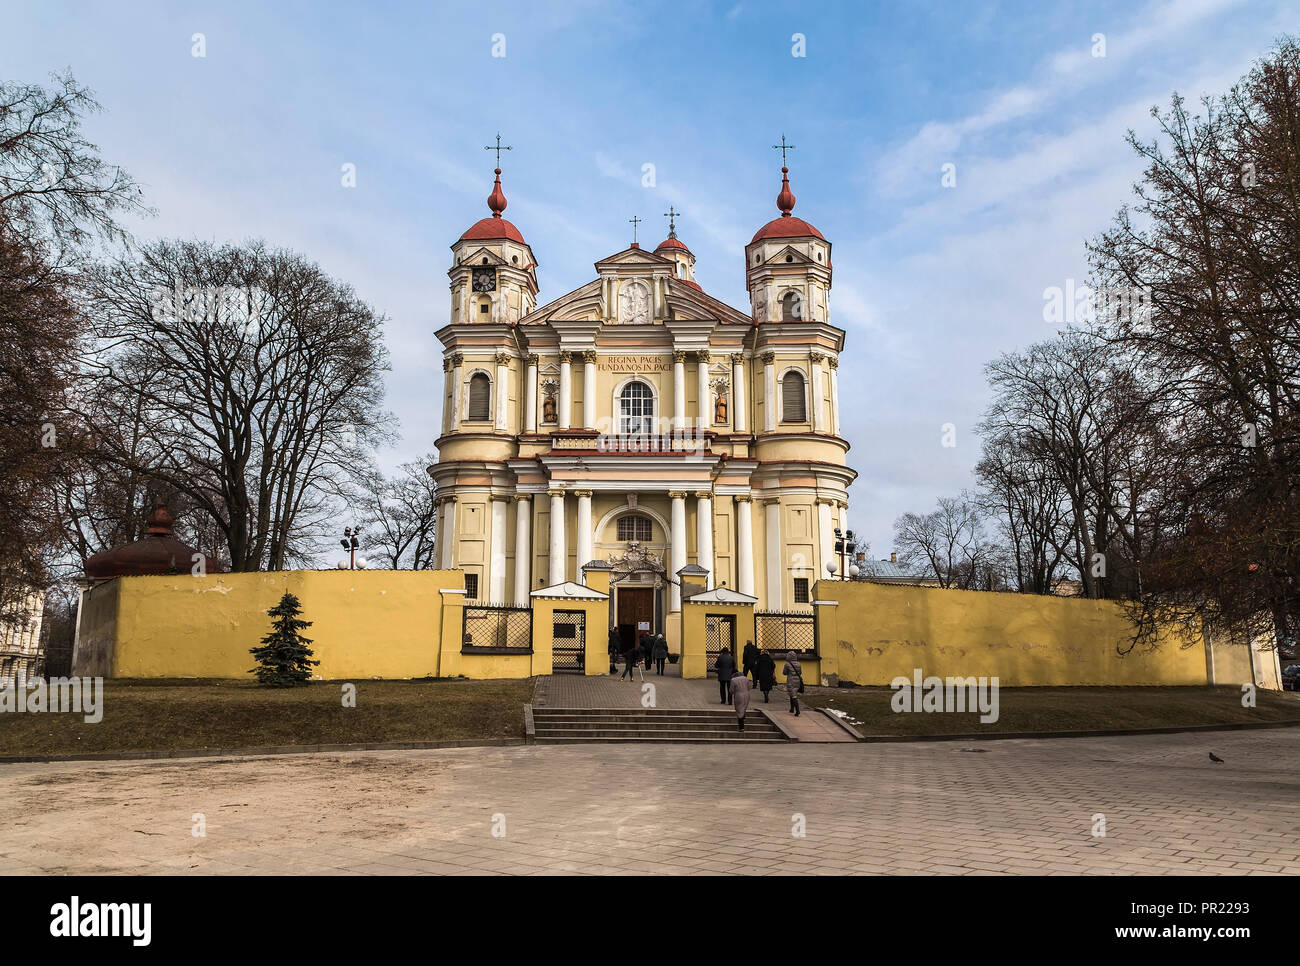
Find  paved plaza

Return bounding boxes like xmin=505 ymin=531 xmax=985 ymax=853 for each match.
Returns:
xmin=2 ymin=726 xmax=1297 ymax=875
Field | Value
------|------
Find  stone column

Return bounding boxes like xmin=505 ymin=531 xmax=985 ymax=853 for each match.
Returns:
xmin=672 ymin=350 xmax=686 ymax=430
xmin=495 ymin=352 xmax=511 ymax=432
xmin=582 ymin=350 xmax=597 ymax=429
xmin=669 ymin=490 xmax=687 ymax=611
xmin=513 ymin=495 xmax=531 ymax=605
xmin=829 ymin=356 xmax=841 ymax=436
xmin=735 ymin=495 xmax=755 ymax=597
xmin=449 ymin=353 xmax=464 ymax=430
xmin=441 ymin=358 xmax=453 ymax=433
xmin=696 ymin=350 xmax=710 ymax=430
xmin=575 ymin=490 xmax=593 ymax=575
xmin=695 ymin=490 xmax=714 ymax=589
xmin=809 ymin=351 xmax=825 ymax=432
xmin=731 ymin=353 xmax=747 ymax=433
xmin=558 ymin=351 xmax=572 ymax=430
xmin=439 ymin=496 xmax=457 ymax=569
xmin=762 ymin=352 xmax=776 ymax=432
xmin=489 ymin=496 xmax=508 ymax=602
xmin=548 ymin=488 xmax=566 ymax=585
xmin=524 ymin=353 xmax=539 ymax=433
xmin=764 ymin=498 xmax=781 ymax=609
xmin=817 ymin=498 xmax=835 ymax=580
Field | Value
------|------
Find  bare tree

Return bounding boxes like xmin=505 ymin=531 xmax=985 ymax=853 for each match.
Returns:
xmin=83 ymin=239 xmax=393 ymax=571
xmin=893 ymin=493 xmax=1001 ymax=590
xmin=353 ymin=457 xmax=439 ymax=570
xmin=1087 ymin=36 xmax=1300 ymax=648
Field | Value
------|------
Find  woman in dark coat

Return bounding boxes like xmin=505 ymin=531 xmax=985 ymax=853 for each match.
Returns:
xmin=715 ymin=647 xmax=736 ymax=704
xmin=608 ymin=628 xmax=621 ymax=674
xmin=651 ymin=634 xmax=669 ymax=675
xmin=782 ymin=650 xmax=803 ymax=716
xmin=755 ymin=651 xmax=777 ymax=702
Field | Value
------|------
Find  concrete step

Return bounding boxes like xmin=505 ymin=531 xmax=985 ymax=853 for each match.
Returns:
xmin=529 ymin=706 xmax=792 ymax=743
xmin=535 ymin=734 xmax=787 ymax=744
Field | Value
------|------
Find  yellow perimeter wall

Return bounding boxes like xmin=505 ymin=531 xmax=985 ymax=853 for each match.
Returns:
xmin=79 ymin=570 xmax=1263 ymax=688
xmin=813 ymin=580 xmax=1207 ymax=687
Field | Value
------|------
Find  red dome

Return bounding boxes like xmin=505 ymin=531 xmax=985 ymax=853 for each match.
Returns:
xmin=84 ymin=502 xmax=217 ymax=580
xmin=460 ymin=217 xmax=527 ymax=244
xmin=750 ymin=216 xmax=825 ymax=243
xmin=655 ymin=236 xmax=691 ymax=254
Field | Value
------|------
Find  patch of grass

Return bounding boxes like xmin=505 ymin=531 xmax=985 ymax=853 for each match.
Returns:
xmin=804 ymin=685 xmax=1300 ymax=736
xmin=0 ymin=678 xmax=534 ymax=757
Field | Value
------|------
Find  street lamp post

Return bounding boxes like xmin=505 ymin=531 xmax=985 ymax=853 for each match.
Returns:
xmin=339 ymin=527 xmax=364 ymax=570
xmin=833 ymin=528 xmax=858 ymax=580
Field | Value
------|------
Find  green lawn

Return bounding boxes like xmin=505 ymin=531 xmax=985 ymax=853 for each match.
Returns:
xmin=0 ymin=678 xmax=534 ymax=757
xmin=805 ymin=685 xmax=1300 ymax=736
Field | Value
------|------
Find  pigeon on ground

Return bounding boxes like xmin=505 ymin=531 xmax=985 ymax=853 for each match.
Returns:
xmin=1209 ymin=752 xmax=1224 ymax=763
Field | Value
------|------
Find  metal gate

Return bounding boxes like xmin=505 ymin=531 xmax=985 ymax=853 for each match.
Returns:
xmin=462 ymin=603 xmax=532 ymax=651
xmin=704 ymin=614 xmax=736 ymax=673
xmin=551 ymin=609 xmax=586 ymax=674
xmin=755 ymin=609 xmax=817 ymax=656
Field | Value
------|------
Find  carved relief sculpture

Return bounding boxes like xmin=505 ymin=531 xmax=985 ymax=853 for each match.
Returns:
xmin=617 ymin=280 xmax=652 ymax=325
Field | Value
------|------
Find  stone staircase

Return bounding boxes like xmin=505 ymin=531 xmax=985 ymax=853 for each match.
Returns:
xmin=529 ymin=707 xmax=790 ymax=744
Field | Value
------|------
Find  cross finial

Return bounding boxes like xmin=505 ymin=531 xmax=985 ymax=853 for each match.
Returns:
xmin=663 ymin=206 xmax=680 ymax=239
xmin=484 ymin=133 xmax=512 ymax=167
xmin=628 ymin=215 xmax=642 ymax=244
xmin=773 ymin=134 xmax=796 ymax=167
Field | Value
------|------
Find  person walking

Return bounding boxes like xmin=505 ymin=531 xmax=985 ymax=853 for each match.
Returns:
xmin=756 ymin=650 xmax=776 ymax=703
xmin=640 ymin=632 xmax=654 ymax=675
xmin=783 ymin=650 xmax=803 ymax=716
xmin=652 ymin=633 xmax=668 ymax=675
xmin=620 ymin=640 xmax=638 ymax=681
xmin=715 ymin=646 xmax=736 ymax=704
xmin=742 ymin=640 xmax=759 ymax=685
xmin=607 ymin=627 xmax=621 ymax=674
xmin=730 ymin=669 xmax=751 ymax=732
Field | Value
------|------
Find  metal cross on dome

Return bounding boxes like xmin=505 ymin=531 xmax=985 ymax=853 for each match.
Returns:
xmin=773 ymin=134 xmax=796 ymax=166
xmin=663 ymin=206 xmax=680 ymax=238
xmin=484 ymin=133 xmax=512 ymax=166
xmin=628 ymin=215 xmax=642 ymax=244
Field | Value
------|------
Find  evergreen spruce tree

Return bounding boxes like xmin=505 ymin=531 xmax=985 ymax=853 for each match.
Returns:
xmin=249 ymin=592 xmax=319 ymax=686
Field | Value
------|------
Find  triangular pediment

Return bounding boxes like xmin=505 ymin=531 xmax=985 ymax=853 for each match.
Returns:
xmin=759 ymin=245 xmax=814 ymax=266
xmin=531 ymin=580 xmax=609 ymax=600
xmin=663 ymin=278 xmax=751 ymax=325
xmin=456 ymin=246 xmax=509 ymax=267
xmin=521 ymin=279 xmax=603 ymax=325
xmin=594 ymin=247 xmax=671 ymax=270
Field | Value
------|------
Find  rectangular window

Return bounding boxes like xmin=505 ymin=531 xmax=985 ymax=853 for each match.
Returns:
xmin=793 ymin=577 xmax=810 ymax=603
xmin=464 ymin=573 xmax=479 ymax=600
xmin=616 ymin=515 xmax=653 ymax=541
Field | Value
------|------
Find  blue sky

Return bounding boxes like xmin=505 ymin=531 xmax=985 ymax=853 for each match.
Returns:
xmin=4 ymin=0 xmax=1296 ymax=556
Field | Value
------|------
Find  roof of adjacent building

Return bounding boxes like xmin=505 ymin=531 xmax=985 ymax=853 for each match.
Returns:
xmin=857 ymin=557 xmax=932 ymax=582
xmin=84 ymin=502 xmax=216 ymax=580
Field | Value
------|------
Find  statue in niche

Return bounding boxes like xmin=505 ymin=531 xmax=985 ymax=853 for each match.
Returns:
xmin=542 ymin=390 xmax=557 ymax=424
xmin=617 ymin=280 xmax=652 ymax=325
xmin=714 ymin=391 xmax=728 ymax=425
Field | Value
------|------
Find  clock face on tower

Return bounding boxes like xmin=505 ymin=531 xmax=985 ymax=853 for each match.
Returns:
xmin=472 ymin=268 xmax=497 ymax=293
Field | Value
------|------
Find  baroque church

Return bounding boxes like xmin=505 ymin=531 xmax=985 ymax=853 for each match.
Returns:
xmin=429 ymin=149 xmax=856 ymax=652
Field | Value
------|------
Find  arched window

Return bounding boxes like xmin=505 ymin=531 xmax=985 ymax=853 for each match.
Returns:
xmin=781 ymin=291 xmax=803 ymax=320
xmin=619 ymin=380 xmax=654 ymax=435
xmin=616 ymin=514 xmax=653 ymax=542
xmin=467 ymin=372 xmax=491 ymax=421
xmin=781 ymin=370 xmax=807 ymax=422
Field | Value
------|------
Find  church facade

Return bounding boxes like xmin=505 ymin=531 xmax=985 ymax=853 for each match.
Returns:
xmin=429 ymin=156 xmax=856 ymax=651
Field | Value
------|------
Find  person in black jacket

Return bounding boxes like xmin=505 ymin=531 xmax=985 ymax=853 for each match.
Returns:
xmin=742 ymin=640 xmax=759 ymax=685
xmin=755 ymin=651 xmax=777 ymax=702
xmin=607 ymin=628 xmax=621 ymax=674
xmin=651 ymin=633 xmax=669 ymax=675
xmin=715 ymin=647 xmax=736 ymax=704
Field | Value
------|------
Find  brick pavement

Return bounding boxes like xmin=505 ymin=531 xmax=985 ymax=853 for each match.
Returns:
xmin=1 ymin=726 xmax=1297 ymax=875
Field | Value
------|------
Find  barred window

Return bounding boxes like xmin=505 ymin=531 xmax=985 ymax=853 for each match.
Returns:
xmin=467 ymin=373 xmax=491 ymax=421
xmin=617 ymin=515 xmax=652 ymax=542
xmin=782 ymin=370 xmax=807 ymax=422
xmin=619 ymin=380 xmax=654 ymax=435
xmin=793 ymin=577 xmax=810 ymax=603
xmin=464 ymin=573 xmax=479 ymax=600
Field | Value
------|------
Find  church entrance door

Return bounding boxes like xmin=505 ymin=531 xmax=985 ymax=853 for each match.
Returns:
xmin=616 ymin=587 xmax=655 ymax=651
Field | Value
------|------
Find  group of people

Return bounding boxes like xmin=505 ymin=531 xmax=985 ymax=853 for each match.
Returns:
xmin=716 ymin=641 xmax=803 ymax=731
xmin=608 ymin=627 xmax=669 ymax=680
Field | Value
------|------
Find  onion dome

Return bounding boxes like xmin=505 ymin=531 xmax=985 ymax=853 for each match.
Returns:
xmin=84 ymin=501 xmax=216 ymax=580
xmin=459 ymin=167 xmax=527 ymax=244
xmin=750 ymin=165 xmax=824 ymax=243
